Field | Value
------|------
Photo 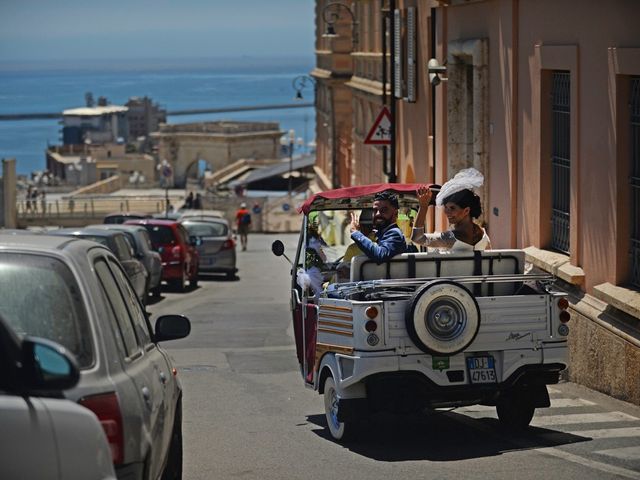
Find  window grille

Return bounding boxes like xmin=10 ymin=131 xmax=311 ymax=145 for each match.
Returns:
xmin=630 ymin=76 xmax=640 ymax=288
xmin=393 ymin=9 xmax=403 ymax=98
xmin=551 ymin=71 xmax=571 ymax=253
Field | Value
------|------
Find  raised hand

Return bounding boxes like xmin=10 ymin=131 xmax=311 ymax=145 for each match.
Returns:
xmin=349 ymin=211 xmax=360 ymax=233
xmin=417 ymin=185 xmax=432 ymax=208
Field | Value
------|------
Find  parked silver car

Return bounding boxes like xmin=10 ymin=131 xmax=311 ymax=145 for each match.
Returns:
xmin=49 ymin=227 xmax=149 ymax=304
xmin=89 ymin=224 xmax=163 ymax=297
xmin=0 ymin=233 xmax=190 ymax=479
xmin=181 ymin=218 xmax=237 ymax=279
xmin=0 ymin=315 xmax=116 ymax=480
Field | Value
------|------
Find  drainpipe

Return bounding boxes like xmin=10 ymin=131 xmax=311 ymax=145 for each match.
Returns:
xmin=382 ymin=0 xmax=389 ymax=182
xmin=389 ymin=0 xmax=397 ymax=183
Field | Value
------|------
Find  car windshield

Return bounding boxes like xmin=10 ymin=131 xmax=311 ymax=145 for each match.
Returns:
xmin=144 ymin=225 xmax=176 ymax=247
xmin=0 ymin=253 xmax=93 ymax=368
xmin=183 ymin=222 xmax=227 ymax=237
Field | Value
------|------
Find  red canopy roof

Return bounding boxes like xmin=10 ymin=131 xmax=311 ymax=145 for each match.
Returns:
xmin=299 ymin=182 xmax=439 ymax=214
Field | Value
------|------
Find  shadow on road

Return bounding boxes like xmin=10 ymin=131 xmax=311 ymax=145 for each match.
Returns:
xmin=197 ymin=273 xmax=240 ymax=282
xmin=306 ymin=410 xmax=589 ymax=461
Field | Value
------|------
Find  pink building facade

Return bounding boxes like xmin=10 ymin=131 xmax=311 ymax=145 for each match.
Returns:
xmin=314 ymin=0 xmax=640 ymax=404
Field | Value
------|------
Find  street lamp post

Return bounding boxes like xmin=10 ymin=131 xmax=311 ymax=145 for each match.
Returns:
xmin=157 ymin=159 xmax=173 ymax=216
xmin=292 ymin=75 xmax=317 ymax=155
xmin=280 ymin=130 xmax=296 ymax=197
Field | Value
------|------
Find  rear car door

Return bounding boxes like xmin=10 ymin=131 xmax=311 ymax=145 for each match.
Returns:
xmin=113 ymin=234 xmax=147 ymax=300
xmin=96 ymin=256 xmax=173 ymax=479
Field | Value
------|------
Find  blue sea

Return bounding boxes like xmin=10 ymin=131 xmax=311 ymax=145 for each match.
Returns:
xmin=0 ymin=56 xmax=316 ymax=176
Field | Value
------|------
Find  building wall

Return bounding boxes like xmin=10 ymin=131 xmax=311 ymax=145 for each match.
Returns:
xmin=517 ymin=1 xmax=639 ymax=290
xmin=313 ymin=0 xmax=354 ymax=188
xmin=395 ymin=1 xmax=432 ymax=186
xmin=434 ymin=0 xmax=640 ymax=405
xmin=154 ymin=124 xmax=282 ymax=187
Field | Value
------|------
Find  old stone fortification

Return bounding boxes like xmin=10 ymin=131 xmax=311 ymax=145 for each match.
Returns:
xmin=153 ymin=121 xmax=283 ymax=188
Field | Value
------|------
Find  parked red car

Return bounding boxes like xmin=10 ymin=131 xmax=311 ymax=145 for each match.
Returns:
xmin=125 ymin=219 xmax=199 ymax=292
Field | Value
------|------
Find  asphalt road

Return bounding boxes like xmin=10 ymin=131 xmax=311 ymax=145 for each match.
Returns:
xmin=148 ymin=233 xmax=640 ymax=480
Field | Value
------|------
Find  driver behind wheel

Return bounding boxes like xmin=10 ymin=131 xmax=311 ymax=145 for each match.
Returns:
xmin=349 ymin=191 xmax=407 ymax=264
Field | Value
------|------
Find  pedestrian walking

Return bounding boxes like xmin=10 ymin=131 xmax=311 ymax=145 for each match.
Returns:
xmin=193 ymin=193 xmax=203 ymax=210
xmin=31 ymin=188 xmax=39 ymax=213
xmin=235 ymin=202 xmax=252 ymax=251
xmin=40 ymin=190 xmax=47 ymax=215
xmin=183 ymin=192 xmax=194 ymax=210
xmin=25 ymin=186 xmax=33 ymax=213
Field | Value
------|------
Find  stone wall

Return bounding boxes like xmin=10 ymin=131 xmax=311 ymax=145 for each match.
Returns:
xmin=567 ymin=302 xmax=640 ymax=405
xmin=1 ymin=159 xmax=16 ymax=228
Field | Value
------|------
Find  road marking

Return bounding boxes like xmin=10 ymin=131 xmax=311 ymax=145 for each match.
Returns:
xmin=534 ymin=447 xmax=640 ymax=479
xmin=458 ymin=398 xmax=595 ymax=414
xmin=595 ymin=446 xmax=640 ymax=461
xmin=564 ymin=427 xmax=640 ymax=439
xmin=548 ymin=398 xmax=596 ymax=408
xmin=532 ymin=411 xmax=639 ymax=427
xmin=445 ymin=407 xmax=640 ymax=479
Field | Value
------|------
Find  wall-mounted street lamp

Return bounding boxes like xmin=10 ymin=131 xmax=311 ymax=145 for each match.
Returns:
xmin=427 ymin=58 xmax=448 ymax=86
xmin=322 ymin=2 xmax=359 ymax=46
xmin=292 ymin=75 xmax=317 ymax=101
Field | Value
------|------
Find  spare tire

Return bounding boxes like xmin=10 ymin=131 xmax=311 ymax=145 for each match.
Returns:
xmin=405 ymin=280 xmax=480 ymax=355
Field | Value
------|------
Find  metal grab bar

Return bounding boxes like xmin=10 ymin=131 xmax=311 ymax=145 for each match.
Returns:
xmin=325 ymin=272 xmax=555 ymax=297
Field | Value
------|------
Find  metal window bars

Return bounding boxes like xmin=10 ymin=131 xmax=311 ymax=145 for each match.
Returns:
xmin=551 ymin=71 xmax=571 ymax=254
xmin=630 ymin=76 xmax=640 ymax=288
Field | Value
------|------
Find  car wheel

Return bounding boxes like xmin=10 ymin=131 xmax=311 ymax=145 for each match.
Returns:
xmin=323 ymin=376 xmax=357 ymax=442
xmin=172 ymin=270 xmax=187 ymax=292
xmin=162 ymin=404 xmax=183 ymax=480
xmin=405 ymin=280 xmax=480 ymax=356
xmin=152 ymin=284 xmax=162 ymax=297
xmin=190 ymin=267 xmax=199 ymax=288
xmin=496 ymin=397 xmax=535 ymax=430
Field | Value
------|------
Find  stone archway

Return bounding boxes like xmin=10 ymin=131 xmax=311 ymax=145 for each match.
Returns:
xmin=153 ymin=122 xmax=283 ymax=188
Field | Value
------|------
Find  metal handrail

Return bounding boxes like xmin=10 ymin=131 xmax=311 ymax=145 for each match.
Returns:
xmin=326 ymin=272 xmax=555 ymax=297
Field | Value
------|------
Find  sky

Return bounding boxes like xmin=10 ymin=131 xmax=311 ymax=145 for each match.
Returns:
xmin=0 ymin=0 xmax=315 ymax=63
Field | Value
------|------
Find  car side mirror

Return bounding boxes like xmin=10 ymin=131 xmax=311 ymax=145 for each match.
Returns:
xmin=154 ymin=314 xmax=191 ymax=342
xmin=272 ymin=240 xmax=285 ymax=256
xmin=21 ymin=337 xmax=80 ymax=392
xmin=271 ymin=240 xmax=292 ymax=265
xmin=189 ymin=236 xmax=201 ymax=247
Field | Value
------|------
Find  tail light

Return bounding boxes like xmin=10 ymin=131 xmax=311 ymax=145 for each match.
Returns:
xmin=171 ymin=245 xmax=182 ymax=259
xmin=222 ymin=238 xmax=235 ymax=250
xmin=559 ymin=310 xmax=571 ymax=323
xmin=365 ymin=320 xmax=378 ymax=332
xmin=79 ymin=392 xmax=124 ymax=465
xmin=365 ymin=306 xmax=379 ymax=319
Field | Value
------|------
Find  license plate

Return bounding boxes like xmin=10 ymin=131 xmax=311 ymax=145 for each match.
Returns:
xmin=466 ymin=356 xmax=497 ymax=384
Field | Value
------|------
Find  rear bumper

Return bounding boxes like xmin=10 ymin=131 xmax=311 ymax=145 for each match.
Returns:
xmin=337 ymin=363 xmax=565 ymax=421
xmin=198 ymin=252 xmax=236 ymax=273
xmin=161 ymin=262 xmax=183 ymax=280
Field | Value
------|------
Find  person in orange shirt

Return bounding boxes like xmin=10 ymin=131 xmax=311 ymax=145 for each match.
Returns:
xmin=235 ymin=202 xmax=252 ymax=251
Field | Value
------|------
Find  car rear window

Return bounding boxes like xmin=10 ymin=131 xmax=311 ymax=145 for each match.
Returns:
xmin=0 ymin=253 xmax=93 ymax=368
xmin=77 ymin=235 xmax=109 ymax=247
xmin=183 ymin=222 xmax=227 ymax=237
xmin=143 ymin=225 xmax=176 ymax=248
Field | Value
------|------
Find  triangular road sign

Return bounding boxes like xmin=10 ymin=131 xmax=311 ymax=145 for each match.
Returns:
xmin=364 ymin=106 xmax=392 ymax=145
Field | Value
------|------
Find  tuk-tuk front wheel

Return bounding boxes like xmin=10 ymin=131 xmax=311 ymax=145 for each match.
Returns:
xmin=323 ymin=376 xmax=357 ymax=442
